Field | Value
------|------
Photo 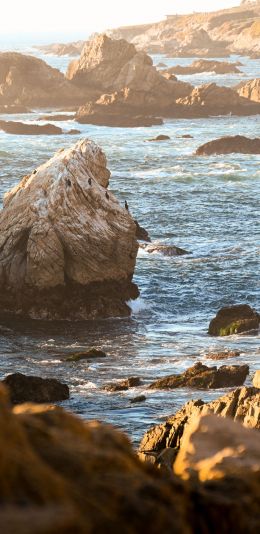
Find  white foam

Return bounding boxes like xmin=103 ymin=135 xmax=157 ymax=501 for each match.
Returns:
xmin=128 ymin=298 xmax=148 ymax=314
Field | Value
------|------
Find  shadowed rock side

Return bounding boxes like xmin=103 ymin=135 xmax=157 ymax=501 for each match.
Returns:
xmin=0 ymin=384 xmax=259 ymax=533
xmin=208 ymin=304 xmax=260 ymax=335
xmin=197 ymin=135 xmax=260 ymax=155
xmin=0 ymin=52 xmax=87 ymax=107
xmin=0 ymin=139 xmax=139 ymax=320
xmin=139 ymin=386 xmax=260 ymax=462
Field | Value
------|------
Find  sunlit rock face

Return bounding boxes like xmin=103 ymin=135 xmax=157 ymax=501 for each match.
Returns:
xmin=0 ymin=139 xmax=139 ymax=320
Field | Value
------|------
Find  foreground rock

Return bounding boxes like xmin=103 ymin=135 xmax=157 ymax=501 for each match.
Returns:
xmin=236 ymin=78 xmax=260 ymax=102
xmin=2 ymin=373 xmax=69 ymax=403
xmin=149 ymin=362 xmax=249 ymax=390
xmin=196 ymin=135 xmax=260 ymax=155
xmin=164 ymin=59 xmax=242 ymax=75
xmin=208 ymin=304 xmax=260 ymax=335
xmin=0 ymin=383 xmax=259 ymax=532
xmin=0 ymin=52 xmax=86 ymax=107
xmin=139 ymin=386 xmax=260 ymax=461
xmin=0 ymin=139 xmax=139 ymax=320
xmin=253 ymin=370 xmax=260 ymax=388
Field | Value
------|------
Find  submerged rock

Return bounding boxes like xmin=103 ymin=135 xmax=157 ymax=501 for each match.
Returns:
xmin=2 ymin=373 xmax=69 ymax=403
xmin=139 ymin=386 xmax=260 ymax=461
xmin=130 ymin=395 xmax=146 ymax=403
xmin=0 ymin=138 xmax=139 ymax=320
xmin=208 ymin=304 xmax=260 ymax=335
xmin=196 ymin=135 xmax=260 ymax=155
xmin=148 ymin=362 xmax=249 ymax=389
xmin=104 ymin=377 xmax=142 ymax=392
xmin=65 ymin=349 xmax=107 ymax=362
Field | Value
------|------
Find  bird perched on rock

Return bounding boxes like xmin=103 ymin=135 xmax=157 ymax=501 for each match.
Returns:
xmin=88 ymin=178 xmax=92 ymax=185
xmin=33 ymin=169 xmax=37 ymax=174
xmin=125 ymin=200 xmax=129 ymax=211
xmin=105 ymin=191 xmax=110 ymax=200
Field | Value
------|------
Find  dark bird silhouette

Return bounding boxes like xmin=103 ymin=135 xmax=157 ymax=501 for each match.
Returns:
xmin=105 ymin=191 xmax=110 ymax=200
xmin=33 ymin=169 xmax=37 ymax=174
xmin=66 ymin=179 xmax=71 ymax=187
xmin=125 ymin=200 xmax=129 ymax=211
xmin=88 ymin=178 xmax=92 ymax=185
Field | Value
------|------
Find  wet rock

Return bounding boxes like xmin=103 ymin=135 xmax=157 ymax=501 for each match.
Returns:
xmin=142 ymin=244 xmax=190 ymax=256
xmin=0 ymin=139 xmax=139 ymax=320
xmin=104 ymin=377 xmax=142 ymax=392
xmin=208 ymin=304 xmax=260 ymax=335
xmin=0 ymin=384 xmax=189 ymax=533
xmin=147 ymin=134 xmax=171 ymax=141
xmin=196 ymin=135 xmax=260 ymax=155
xmin=0 ymin=120 xmax=63 ymax=135
xmin=253 ymin=370 xmax=260 ymax=388
xmin=130 ymin=395 xmax=146 ymax=403
xmin=167 ymin=59 xmax=242 ymax=75
xmin=139 ymin=386 xmax=260 ymax=461
xmin=67 ymin=129 xmax=81 ymax=134
xmin=177 ymin=134 xmax=193 ymax=138
xmin=134 ymin=220 xmax=151 ymax=242
xmin=65 ymin=348 xmax=107 ymax=362
xmin=206 ymin=350 xmax=241 ymax=360
xmin=148 ymin=362 xmax=249 ymax=389
xmin=2 ymin=373 xmax=69 ymax=404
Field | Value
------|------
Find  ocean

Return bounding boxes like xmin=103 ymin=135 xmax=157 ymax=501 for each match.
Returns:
xmin=0 ymin=39 xmax=259 ymax=445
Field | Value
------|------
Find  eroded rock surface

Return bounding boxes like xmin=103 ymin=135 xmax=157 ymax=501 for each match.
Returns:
xmin=236 ymin=78 xmax=260 ymax=102
xmin=0 ymin=139 xmax=139 ymax=320
xmin=208 ymin=304 xmax=260 ymax=335
xmin=148 ymin=362 xmax=249 ymax=390
xmin=139 ymin=386 xmax=260 ymax=461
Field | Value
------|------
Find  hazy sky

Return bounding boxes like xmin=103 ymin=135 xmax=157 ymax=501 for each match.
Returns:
xmin=1 ymin=0 xmax=240 ymax=35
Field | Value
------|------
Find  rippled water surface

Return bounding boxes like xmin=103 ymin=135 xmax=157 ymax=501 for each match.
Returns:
xmin=0 ymin=47 xmax=259 ymax=445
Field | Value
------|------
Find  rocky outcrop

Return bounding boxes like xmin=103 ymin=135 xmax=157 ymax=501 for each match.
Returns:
xmin=175 ymin=83 xmax=260 ymax=117
xmin=236 ymin=78 xmax=260 ymax=102
xmin=148 ymin=362 xmax=249 ymax=390
xmin=65 ymin=348 xmax=107 ymax=362
xmin=206 ymin=350 xmax=240 ymax=360
xmin=142 ymin=244 xmax=190 ymax=256
xmin=253 ymin=371 xmax=260 ymax=388
xmin=0 ymin=52 xmax=86 ymax=107
xmin=0 ymin=139 xmax=139 ymax=320
xmin=164 ymin=59 xmax=242 ymax=75
xmin=197 ymin=135 xmax=260 ymax=155
xmin=34 ymin=40 xmax=84 ymax=57
xmin=2 ymin=373 xmax=69 ymax=403
xmin=104 ymin=377 xmax=142 ymax=392
xmin=0 ymin=120 xmax=75 ymax=135
xmin=139 ymin=386 xmax=260 ymax=461
xmin=208 ymin=304 xmax=260 ymax=335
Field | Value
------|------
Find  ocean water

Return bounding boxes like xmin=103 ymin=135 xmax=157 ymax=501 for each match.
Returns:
xmin=0 ymin=44 xmax=259 ymax=445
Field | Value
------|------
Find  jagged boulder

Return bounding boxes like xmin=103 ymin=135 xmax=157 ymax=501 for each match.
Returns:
xmin=208 ymin=304 xmax=260 ymax=335
xmin=236 ymin=78 xmax=260 ymax=102
xmin=139 ymin=386 xmax=260 ymax=462
xmin=0 ymin=139 xmax=139 ymax=320
xmin=148 ymin=362 xmax=249 ymax=390
xmin=0 ymin=52 xmax=86 ymax=107
xmin=2 ymin=373 xmax=69 ymax=404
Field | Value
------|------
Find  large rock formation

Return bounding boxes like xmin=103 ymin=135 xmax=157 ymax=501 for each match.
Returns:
xmin=196 ymin=135 xmax=260 ymax=155
xmin=139 ymin=386 xmax=260 ymax=462
xmin=0 ymin=52 xmax=86 ymax=107
xmin=208 ymin=304 xmax=260 ymax=335
xmin=68 ymin=34 xmax=192 ymax=126
xmin=0 ymin=383 xmax=259 ymax=533
xmin=148 ymin=362 xmax=249 ymax=390
xmin=2 ymin=373 xmax=69 ymax=404
xmin=236 ymin=78 xmax=260 ymax=102
xmin=0 ymin=139 xmax=139 ymax=320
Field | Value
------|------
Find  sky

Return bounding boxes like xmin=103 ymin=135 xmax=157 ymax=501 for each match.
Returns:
xmin=0 ymin=0 xmax=240 ymax=37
